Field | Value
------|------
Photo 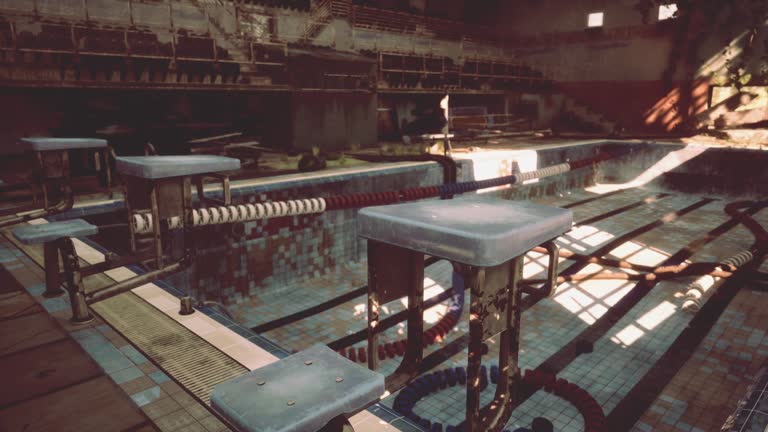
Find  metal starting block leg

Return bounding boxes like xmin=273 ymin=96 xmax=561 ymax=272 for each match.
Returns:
xmin=59 ymin=237 xmax=94 ymax=324
xmin=462 ymin=256 xmax=523 ymax=432
xmin=367 ymin=240 xmax=425 ymax=392
xmin=12 ymin=219 xmax=99 ymax=323
xmin=0 ymin=138 xmax=108 ymax=227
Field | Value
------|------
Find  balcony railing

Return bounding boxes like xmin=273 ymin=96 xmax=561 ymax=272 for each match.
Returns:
xmin=0 ymin=15 xmax=285 ymax=66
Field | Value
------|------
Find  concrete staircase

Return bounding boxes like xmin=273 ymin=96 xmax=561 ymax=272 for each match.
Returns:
xmin=298 ymin=0 xmax=334 ymax=45
xmin=187 ymin=0 xmax=272 ymax=85
xmin=560 ymin=96 xmax=617 ymax=134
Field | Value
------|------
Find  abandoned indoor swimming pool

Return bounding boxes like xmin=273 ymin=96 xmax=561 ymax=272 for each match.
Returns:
xmin=1 ymin=138 xmax=767 ymax=432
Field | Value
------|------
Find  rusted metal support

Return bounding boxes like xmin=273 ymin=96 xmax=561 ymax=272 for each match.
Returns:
xmin=149 ymin=184 xmax=163 ymax=268
xmin=367 ymin=240 xmax=424 ymax=392
xmin=43 ymin=241 xmax=65 ymax=297
xmin=182 ymin=175 xmax=199 ymax=307
xmin=462 ymin=256 xmax=523 ymax=432
xmin=59 ymin=238 xmax=93 ymax=324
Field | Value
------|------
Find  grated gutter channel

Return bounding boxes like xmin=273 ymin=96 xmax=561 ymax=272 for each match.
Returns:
xmin=92 ymin=293 xmax=248 ymax=405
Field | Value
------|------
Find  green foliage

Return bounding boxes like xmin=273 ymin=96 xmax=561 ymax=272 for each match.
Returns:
xmin=739 ymin=73 xmax=753 ymax=86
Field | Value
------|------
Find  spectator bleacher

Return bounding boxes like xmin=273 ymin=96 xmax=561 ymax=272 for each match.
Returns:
xmin=78 ymin=27 xmax=127 ymax=54
xmin=0 ymin=0 xmax=547 ymax=92
xmin=16 ymin=21 xmax=74 ymax=51
xmin=242 ymin=0 xmax=310 ymax=12
xmin=127 ymin=30 xmax=173 ymax=58
xmin=378 ymin=51 xmax=551 ymax=91
xmin=176 ymin=33 xmax=217 ymax=60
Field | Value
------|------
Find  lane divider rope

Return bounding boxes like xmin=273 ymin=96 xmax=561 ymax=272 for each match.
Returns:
xmin=131 ymin=157 xmax=599 ymax=234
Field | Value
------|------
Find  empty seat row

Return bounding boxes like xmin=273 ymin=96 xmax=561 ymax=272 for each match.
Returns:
xmin=16 ymin=23 xmax=73 ymax=51
xmin=127 ymin=31 xmax=173 ymax=57
xmin=176 ymin=36 xmax=215 ymax=59
xmin=76 ymin=27 xmax=126 ymax=53
xmin=243 ymin=0 xmax=310 ymax=11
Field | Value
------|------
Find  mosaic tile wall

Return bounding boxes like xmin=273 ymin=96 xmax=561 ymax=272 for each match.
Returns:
xmin=183 ymin=162 xmax=451 ymax=304
xmin=178 ymin=142 xmax=610 ymax=305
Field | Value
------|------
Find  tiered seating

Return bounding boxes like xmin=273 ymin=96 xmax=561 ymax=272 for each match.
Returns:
xmin=461 ymin=59 xmax=548 ymax=90
xmin=78 ymin=27 xmax=127 ymax=54
xmin=350 ymin=4 xmax=496 ymax=42
xmin=127 ymin=30 xmax=173 ymax=57
xmin=251 ymin=42 xmax=286 ymax=64
xmin=379 ymin=51 xmax=550 ymax=91
xmin=16 ymin=22 xmax=74 ymax=51
xmin=243 ymin=0 xmax=310 ymax=11
xmin=329 ymin=0 xmax=351 ymax=17
xmin=175 ymin=34 xmax=216 ymax=60
xmin=0 ymin=19 xmax=12 ymax=48
xmin=380 ymin=52 xmax=445 ymax=89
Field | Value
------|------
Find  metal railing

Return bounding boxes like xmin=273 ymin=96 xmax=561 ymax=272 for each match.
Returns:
xmin=0 ymin=5 xmax=287 ymax=67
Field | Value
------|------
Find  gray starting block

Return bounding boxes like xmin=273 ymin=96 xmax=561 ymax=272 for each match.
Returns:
xmin=115 ymin=155 xmax=240 ymax=180
xmin=358 ymin=197 xmax=572 ymax=267
xmin=0 ymin=137 xmax=111 ymax=227
xmin=115 ymin=155 xmax=240 ymax=269
xmin=12 ymin=219 xmax=98 ymax=323
xmin=19 ymin=137 xmax=108 ymax=152
xmin=358 ymin=197 xmax=572 ymax=432
xmin=12 ymin=219 xmax=98 ymax=245
xmin=211 ymin=344 xmax=384 ymax=432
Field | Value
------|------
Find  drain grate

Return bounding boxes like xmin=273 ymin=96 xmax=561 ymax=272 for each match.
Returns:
xmin=92 ymin=293 xmax=247 ymax=404
xmin=3 ymin=230 xmax=249 ymax=406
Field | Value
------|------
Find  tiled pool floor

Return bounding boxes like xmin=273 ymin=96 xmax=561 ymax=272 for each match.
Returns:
xmin=230 ymin=186 xmax=768 ymax=432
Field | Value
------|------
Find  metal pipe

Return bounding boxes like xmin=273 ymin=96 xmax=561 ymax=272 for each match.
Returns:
xmin=79 ymin=251 xmax=159 ymax=278
xmin=0 ymin=193 xmax=74 ymax=228
xmin=59 ymin=237 xmax=93 ymax=324
xmin=203 ymin=301 xmax=235 ymax=320
xmin=43 ymin=241 xmax=65 ymax=297
xmin=87 ymin=259 xmax=187 ymax=304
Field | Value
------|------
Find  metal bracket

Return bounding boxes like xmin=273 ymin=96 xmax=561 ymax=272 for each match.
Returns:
xmin=195 ymin=173 xmax=232 ymax=207
xmin=521 ymin=241 xmax=560 ymax=298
